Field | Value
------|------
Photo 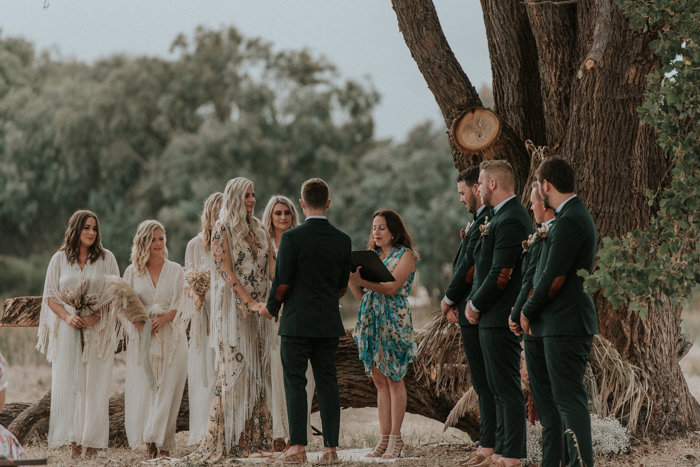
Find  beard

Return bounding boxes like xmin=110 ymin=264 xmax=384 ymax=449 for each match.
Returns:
xmin=480 ymin=185 xmax=493 ymax=207
xmin=539 ymin=186 xmax=553 ymax=210
xmin=466 ymin=193 xmax=477 ymax=213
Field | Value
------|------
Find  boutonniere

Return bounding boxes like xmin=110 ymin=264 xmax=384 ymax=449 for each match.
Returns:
xmin=521 ymin=232 xmax=539 ymax=252
xmin=479 ymin=217 xmax=491 ymax=237
xmin=460 ymin=221 xmax=473 ymax=239
xmin=537 ymin=223 xmax=552 ymax=239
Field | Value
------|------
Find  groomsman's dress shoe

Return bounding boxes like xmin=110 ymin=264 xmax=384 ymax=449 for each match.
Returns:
xmin=317 ymin=451 xmax=339 ymax=464
xmin=273 ymin=450 xmax=307 ymax=464
xmin=490 ymin=461 xmax=521 ymax=467
xmin=459 ymin=452 xmax=487 ymax=466
xmin=471 ymin=456 xmax=495 ymax=467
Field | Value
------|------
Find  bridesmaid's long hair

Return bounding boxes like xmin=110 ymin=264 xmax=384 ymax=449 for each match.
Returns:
xmin=262 ymin=195 xmax=300 ymax=240
xmin=198 ymin=192 xmax=223 ymax=252
xmin=220 ymin=177 xmax=267 ymax=255
xmin=366 ymin=209 xmax=420 ymax=259
xmin=59 ymin=210 xmax=106 ymax=265
xmin=130 ymin=220 xmax=168 ymax=276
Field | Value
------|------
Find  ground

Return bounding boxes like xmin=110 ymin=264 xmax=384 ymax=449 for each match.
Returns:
xmin=4 ymin=299 xmax=700 ymax=465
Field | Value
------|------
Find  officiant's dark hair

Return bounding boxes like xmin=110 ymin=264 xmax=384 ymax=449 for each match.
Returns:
xmin=60 ymin=210 xmax=106 ymax=265
xmin=301 ymin=178 xmax=329 ymax=209
xmin=366 ymin=209 xmax=420 ymax=260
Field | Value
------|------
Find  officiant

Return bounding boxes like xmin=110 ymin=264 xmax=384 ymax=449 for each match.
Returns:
xmin=349 ymin=209 xmax=419 ymax=459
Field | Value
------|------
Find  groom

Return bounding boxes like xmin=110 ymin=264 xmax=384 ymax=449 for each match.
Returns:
xmin=261 ymin=177 xmax=352 ymax=464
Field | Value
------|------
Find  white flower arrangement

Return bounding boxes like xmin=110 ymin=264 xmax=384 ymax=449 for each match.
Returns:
xmin=479 ymin=217 xmax=491 ymax=237
xmin=525 ymin=414 xmax=629 ymax=465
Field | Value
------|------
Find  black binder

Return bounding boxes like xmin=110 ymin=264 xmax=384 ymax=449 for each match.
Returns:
xmin=351 ymin=251 xmax=396 ymax=283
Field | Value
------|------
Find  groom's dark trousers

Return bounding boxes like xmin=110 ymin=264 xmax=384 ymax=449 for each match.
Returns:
xmin=267 ymin=217 xmax=352 ymax=447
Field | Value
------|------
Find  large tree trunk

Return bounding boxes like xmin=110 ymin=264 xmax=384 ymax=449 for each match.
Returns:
xmin=391 ymin=0 xmax=700 ymax=435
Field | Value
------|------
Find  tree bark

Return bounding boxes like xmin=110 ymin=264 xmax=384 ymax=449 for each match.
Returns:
xmin=391 ymin=0 xmax=700 ymax=436
xmin=390 ymin=0 xmax=530 ymax=187
xmin=479 ymin=0 xmax=547 ymax=147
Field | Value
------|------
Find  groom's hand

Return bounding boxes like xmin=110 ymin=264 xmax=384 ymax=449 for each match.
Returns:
xmin=258 ymin=304 xmax=274 ymax=320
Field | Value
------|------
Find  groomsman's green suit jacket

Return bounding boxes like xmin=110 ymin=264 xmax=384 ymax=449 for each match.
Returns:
xmin=267 ymin=218 xmax=352 ymax=336
xmin=469 ymin=197 xmax=533 ymax=327
xmin=511 ymin=226 xmax=549 ymax=333
xmin=521 ymin=196 xmax=599 ymax=337
xmin=445 ymin=206 xmax=491 ymax=326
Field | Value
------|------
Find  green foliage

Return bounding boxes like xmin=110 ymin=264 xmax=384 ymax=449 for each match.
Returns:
xmin=0 ymin=28 xmax=462 ymax=298
xmin=583 ymin=1 xmax=700 ymax=312
xmin=0 ymin=26 xmax=379 ymax=271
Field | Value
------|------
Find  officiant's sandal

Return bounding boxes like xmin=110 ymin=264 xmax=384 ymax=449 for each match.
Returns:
xmin=382 ymin=434 xmax=404 ymax=459
xmin=365 ymin=434 xmax=390 ymax=457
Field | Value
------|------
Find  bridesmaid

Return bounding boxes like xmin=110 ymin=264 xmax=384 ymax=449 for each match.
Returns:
xmin=123 ymin=220 xmax=188 ymax=458
xmin=37 ymin=210 xmax=119 ymax=459
xmin=262 ymin=195 xmax=315 ymax=450
xmin=184 ymin=192 xmax=223 ymax=446
xmin=349 ymin=209 xmax=418 ymax=459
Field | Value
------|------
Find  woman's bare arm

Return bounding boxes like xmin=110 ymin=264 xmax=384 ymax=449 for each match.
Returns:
xmin=212 ymin=226 xmax=258 ymax=308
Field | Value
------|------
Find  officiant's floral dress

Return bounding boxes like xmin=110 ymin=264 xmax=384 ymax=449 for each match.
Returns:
xmin=353 ymin=246 xmax=417 ymax=381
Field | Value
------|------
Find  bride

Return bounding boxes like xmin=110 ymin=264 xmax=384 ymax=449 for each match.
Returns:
xmin=185 ymin=177 xmax=277 ymax=462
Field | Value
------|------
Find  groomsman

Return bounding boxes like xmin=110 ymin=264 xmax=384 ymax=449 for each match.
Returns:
xmin=509 ymin=183 xmax=560 ymax=467
xmin=440 ymin=167 xmax=497 ymax=467
xmin=465 ymin=160 xmax=532 ymax=467
xmin=263 ymin=178 xmax=352 ymax=464
xmin=518 ymin=158 xmax=598 ymax=467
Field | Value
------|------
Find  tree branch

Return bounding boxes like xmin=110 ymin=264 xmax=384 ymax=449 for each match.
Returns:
xmin=577 ymin=0 xmax=612 ymax=78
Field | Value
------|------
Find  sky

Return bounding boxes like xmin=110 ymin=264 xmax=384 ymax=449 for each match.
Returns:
xmin=0 ymin=0 xmax=491 ymax=141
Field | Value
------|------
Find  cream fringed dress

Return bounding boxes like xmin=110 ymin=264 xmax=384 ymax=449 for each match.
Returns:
xmin=183 ymin=236 xmax=217 ymax=446
xmin=123 ymin=261 xmax=188 ymax=452
xmin=37 ymin=249 xmax=119 ymax=449
xmin=184 ymin=222 xmax=278 ymax=462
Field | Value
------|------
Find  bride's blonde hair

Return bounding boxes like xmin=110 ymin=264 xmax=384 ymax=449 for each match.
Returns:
xmin=130 ymin=220 xmax=168 ymax=275
xmin=220 ymin=178 xmax=267 ymax=255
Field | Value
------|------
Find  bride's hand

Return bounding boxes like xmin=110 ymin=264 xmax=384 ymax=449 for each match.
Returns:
xmin=249 ymin=302 xmax=263 ymax=313
xmin=194 ymin=294 xmax=203 ymax=312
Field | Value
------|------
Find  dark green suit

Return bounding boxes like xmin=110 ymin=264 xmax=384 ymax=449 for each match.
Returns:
xmin=267 ymin=217 xmax=352 ymax=447
xmin=511 ymin=222 xmax=564 ymax=467
xmin=521 ymin=196 xmax=598 ymax=467
xmin=467 ymin=196 xmax=532 ymax=459
xmin=444 ymin=206 xmax=496 ymax=448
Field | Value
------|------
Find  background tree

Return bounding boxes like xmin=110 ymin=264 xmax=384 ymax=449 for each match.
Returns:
xmin=390 ymin=0 xmax=700 ymax=435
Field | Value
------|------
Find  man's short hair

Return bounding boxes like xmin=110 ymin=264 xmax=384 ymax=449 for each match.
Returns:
xmin=457 ymin=166 xmax=480 ymax=186
xmin=301 ymin=178 xmax=330 ymax=209
xmin=535 ymin=158 xmax=575 ymax=193
xmin=480 ymin=160 xmax=515 ymax=192
xmin=531 ymin=181 xmax=544 ymax=202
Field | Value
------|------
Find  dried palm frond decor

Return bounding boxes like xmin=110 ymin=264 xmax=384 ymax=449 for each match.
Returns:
xmin=56 ymin=277 xmax=98 ymax=350
xmin=443 ymin=386 xmax=479 ymax=432
xmin=415 ymin=310 xmax=470 ymax=396
xmin=585 ymin=335 xmax=649 ymax=433
xmin=103 ymin=274 xmax=159 ymax=391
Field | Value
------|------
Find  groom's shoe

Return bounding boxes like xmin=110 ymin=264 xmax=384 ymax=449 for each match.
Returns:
xmin=273 ymin=450 xmax=307 ymax=464
xmin=317 ymin=451 xmax=339 ymax=464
